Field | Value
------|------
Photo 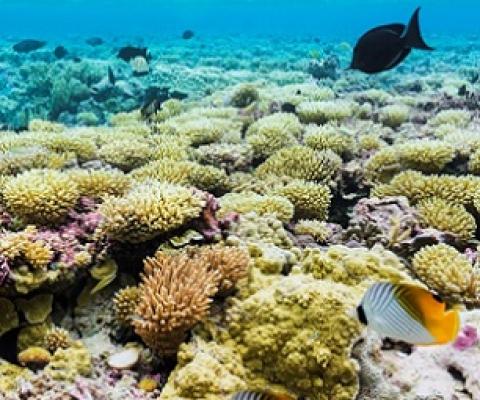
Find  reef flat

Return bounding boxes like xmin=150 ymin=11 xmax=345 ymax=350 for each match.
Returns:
xmin=0 ymin=33 xmax=479 ymax=399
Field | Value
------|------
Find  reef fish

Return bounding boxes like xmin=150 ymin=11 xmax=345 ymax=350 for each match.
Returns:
xmin=231 ymin=391 xmax=295 ymax=400
xmin=86 ymin=37 xmax=104 ymax=46
xmin=356 ymin=282 xmax=460 ymax=345
xmin=182 ymin=30 xmax=195 ymax=40
xmin=13 ymin=39 xmax=46 ymax=53
xmin=117 ymin=46 xmax=151 ymax=62
xmin=54 ymin=45 xmax=68 ymax=59
xmin=349 ymin=7 xmax=433 ymax=74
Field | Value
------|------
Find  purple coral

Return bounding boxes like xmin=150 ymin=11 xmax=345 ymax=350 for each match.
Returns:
xmin=453 ymin=325 xmax=479 ymax=351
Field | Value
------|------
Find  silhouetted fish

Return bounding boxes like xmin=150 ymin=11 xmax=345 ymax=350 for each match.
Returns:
xmin=182 ymin=30 xmax=195 ymax=40
xmin=86 ymin=37 xmax=104 ymax=46
xmin=54 ymin=46 xmax=68 ymax=59
xmin=13 ymin=39 xmax=46 ymax=53
xmin=349 ymin=7 xmax=433 ymax=74
xmin=108 ymin=67 xmax=116 ymax=86
xmin=117 ymin=46 xmax=151 ymax=62
xmin=140 ymin=87 xmax=188 ymax=119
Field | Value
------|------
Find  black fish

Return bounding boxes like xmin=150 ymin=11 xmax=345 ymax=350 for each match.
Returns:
xmin=169 ymin=90 xmax=188 ymax=100
xmin=86 ymin=37 xmax=104 ymax=46
xmin=281 ymin=102 xmax=296 ymax=113
xmin=349 ymin=7 xmax=433 ymax=74
xmin=117 ymin=46 xmax=151 ymax=62
xmin=13 ymin=39 xmax=46 ymax=53
xmin=141 ymin=87 xmax=188 ymax=119
xmin=108 ymin=67 xmax=116 ymax=86
xmin=54 ymin=45 xmax=68 ymax=59
xmin=182 ymin=30 xmax=195 ymax=40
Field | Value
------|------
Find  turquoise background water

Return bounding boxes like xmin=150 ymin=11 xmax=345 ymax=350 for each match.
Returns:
xmin=1 ymin=0 xmax=479 ymax=38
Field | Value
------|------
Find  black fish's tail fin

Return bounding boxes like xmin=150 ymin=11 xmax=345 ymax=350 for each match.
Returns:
xmin=108 ymin=66 xmax=116 ymax=86
xmin=403 ymin=7 xmax=434 ymax=50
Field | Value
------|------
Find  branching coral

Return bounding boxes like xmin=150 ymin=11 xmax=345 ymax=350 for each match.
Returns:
xmin=294 ymin=219 xmax=332 ymax=243
xmin=272 ymin=181 xmax=331 ymax=220
xmin=255 ymin=146 xmax=342 ymax=184
xmin=194 ymin=143 xmax=253 ymax=173
xmin=218 ymin=192 xmax=294 ymax=223
xmin=412 ymin=244 xmax=479 ymax=304
xmin=364 ymin=148 xmax=401 ymax=185
xmin=230 ymin=84 xmax=259 ymax=108
xmin=98 ymin=139 xmax=154 ymax=171
xmin=396 ymin=140 xmax=455 ymax=173
xmin=2 ymin=169 xmax=80 ymax=225
xmin=133 ymin=252 xmax=220 ymax=356
xmin=303 ymin=124 xmax=355 ymax=157
xmin=28 ymin=119 xmax=65 ymax=133
xmin=44 ymin=340 xmax=92 ymax=381
xmin=68 ymin=169 xmax=131 ymax=199
xmin=378 ymin=104 xmax=409 ymax=128
xmin=113 ymin=286 xmax=141 ymax=326
xmin=98 ymin=182 xmax=206 ymax=243
xmin=296 ymin=100 xmax=354 ymax=124
xmin=44 ymin=326 xmax=71 ymax=354
xmin=37 ymin=133 xmax=97 ymax=162
xmin=429 ymin=109 xmax=471 ymax=127
xmin=416 ymin=197 xmax=476 ymax=239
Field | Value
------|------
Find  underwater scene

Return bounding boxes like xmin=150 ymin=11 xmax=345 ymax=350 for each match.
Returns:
xmin=0 ymin=0 xmax=480 ymax=398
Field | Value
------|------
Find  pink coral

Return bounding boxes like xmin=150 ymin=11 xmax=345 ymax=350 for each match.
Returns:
xmin=453 ymin=324 xmax=479 ymax=351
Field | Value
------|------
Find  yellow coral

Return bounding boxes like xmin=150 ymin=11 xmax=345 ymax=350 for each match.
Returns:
xmin=0 ymin=363 xmax=30 ymax=393
xmin=364 ymin=148 xmax=401 ymax=184
xmin=396 ymin=140 xmax=455 ymax=173
xmin=98 ymin=139 xmax=154 ymax=171
xmin=113 ymin=286 xmax=141 ymax=326
xmin=296 ymin=100 xmax=354 ymax=124
xmin=28 ymin=119 xmax=65 ymax=133
xmin=272 ymin=181 xmax=331 ymax=220
xmin=37 ymin=133 xmax=97 ymax=162
xmin=294 ymin=219 xmax=331 ymax=242
xmin=45 ymin=340 xmax=92 ymax=381
xmin=16 ymin=294 xmax=53 ymax=324
xmin=429 ymin=109 xmax=471 ymax=127
xmin=256 ymin=146 xmax=342 ymax=184
xmin=18 ymin=346 xmax=51 ymax=369
xmin=98 ymin=182 xmax=205 ymax=243
xmin=44 ymin=326 xmax=71 ymax=354
xmin=378 ymin=104 xmax=409 ymax=128
xmin=218 ymin=192 xmax=294 ymax=223
xmin=416 ymin=197 xmax=476 ymax=239
xmin=412 ymin=244 xmax=479 ymax=303
xmin=0 ymin=297 xmax=19 ymax=337
xmin=303 ymin=124 xmax=355 ymax=157
xmin=3 ymin=169 xmax=80 ymax=225
xmin=68 ymin=168 xmax=131 ymax=198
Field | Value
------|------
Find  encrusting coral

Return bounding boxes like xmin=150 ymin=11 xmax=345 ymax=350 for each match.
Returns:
xmin=133 ymin=252 xmax=220 ymax=356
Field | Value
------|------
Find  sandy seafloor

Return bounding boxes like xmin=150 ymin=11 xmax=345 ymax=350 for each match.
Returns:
xmin=0 ymin=32 xmax=479 ymax=399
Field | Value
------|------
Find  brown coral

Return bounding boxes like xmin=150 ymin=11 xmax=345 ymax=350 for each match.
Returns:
xmin=44 ymin=326 xmax=71 ymax=354
xmin=113 ymin=286 xmax=141 ymax=326
xmin=133 ymin=253 xmax=220 ymax=356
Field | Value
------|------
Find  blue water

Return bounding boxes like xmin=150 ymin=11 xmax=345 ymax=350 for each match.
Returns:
xmin=1 ymin=0 xmax=479 ymax=39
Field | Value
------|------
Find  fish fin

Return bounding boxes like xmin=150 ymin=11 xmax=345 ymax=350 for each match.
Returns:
xmin=428 ymin=309 xmax=461 ymax=344
xmin=108 ymin=67 xmax=116 ymax=86
xmin=402 ymin=7 xmax=434 ymax=50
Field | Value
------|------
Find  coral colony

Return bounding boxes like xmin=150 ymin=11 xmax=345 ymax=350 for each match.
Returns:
xmin=0 ymin=29 xmax=479 ymax=400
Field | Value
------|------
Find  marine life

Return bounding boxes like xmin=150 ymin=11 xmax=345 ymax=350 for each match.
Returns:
xmin=53 ymin=45 xmax=68 ymax=59
xmin=350 ymin=7 xmax=433 ymax=73
xmin=86 ymin=37 xmax=104 ymax=46
xmin=108 ymin=66 xmax=116 ymax=86
xmin=13 ymin=39 xmax=46 ymax=53
xmin=231 ymin=391 xmax=295 ymax=400
xmin=117 ymin=46 xmax=151 ymax=62
xmin=356 ymin=282 xmax=460 ymax=345
xmin=182 ymin=29 xmax=195 ymax=40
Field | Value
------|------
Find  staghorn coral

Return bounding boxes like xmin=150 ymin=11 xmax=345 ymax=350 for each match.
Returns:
xmin=2 ymin=169 xmax=80 ymax=225
xmin=0 ymin=146 xmax=63 ymax=176
xmin=296 ymin=100 xmax=354 ymax=124
xmin=44 ymin=326 xmax=71 ymax=354
xmin=194 ymin=143 xmax=253 ymax=173
xmin=272 ymin=181 xmax=331 ymax=220
xmin=416 ymin=197 xmax=476 ymax=239
xmin=255 ymin=146 xmax=342 ymax=184
xmin=28 ymin=119 xmax=65 ymax=133
xmin=301 ymin=244 xmax=410 ymax=286
xmin=218 ymin=192 xmax=294 ymax=223
xmin=412 ymin=244 xmax=479 ymax=304
xmin=67 ymin=168 xmax=131 ymax=199
xmin=158 ymin=116 xmax=225 ymax=146
xmin=230 ymin=84 xmax=259 ymax=108
xmin=98 ymin=182 xmax=205 ymax=243
xmin=378 ymin=104 xmax=409 ymax=128
xmin=364 ymin=148 xmax=401 ymax=185
xmin=37 ymin=133 xmax=97 ymax=162
xmin=113 ymin=286 xmax=141 ymax=326
xmin=245 ymin=113 xmax=302 ymax=159
xmin=133 ymin=252 xmax=220 ymax=356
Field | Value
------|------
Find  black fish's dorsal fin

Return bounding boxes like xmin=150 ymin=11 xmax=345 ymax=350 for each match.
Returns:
xmin=108 ymin=66 xmax=116 ymax=86
xmin=402 ymin=7 xmax=434 ymax=50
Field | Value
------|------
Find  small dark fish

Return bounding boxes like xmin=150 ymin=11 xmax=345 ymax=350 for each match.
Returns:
xmin=231 ymin=391 xmax=295 ymax=400
xmin=54 ymin=45 xmax=68 ymax=59
xmin=182 ymin=30 xmax=195 ymax=40
xmin=169 ymin=90 xmax=188 ymax=100
xmin=73 ymin=57 xmax=82 ymax=63
xmin=350 ymin=7 xmax=433 ymax=74
xmin=458 ymin=84 xmax=467 ymax=97
xmin=86 ymin=37 xmax=104 ymax=46
xmin=108 ymin=67 xmax=116 ymax=86
xmin=140 ymin=87 xmax=188 ymax=119
xmin=117 ymin=46 xmax=151 ymax=62
xmin=13 ymin=39 xmax=46 ymax=53
xmin=281 ymin=102 xmax=296 ymax=113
